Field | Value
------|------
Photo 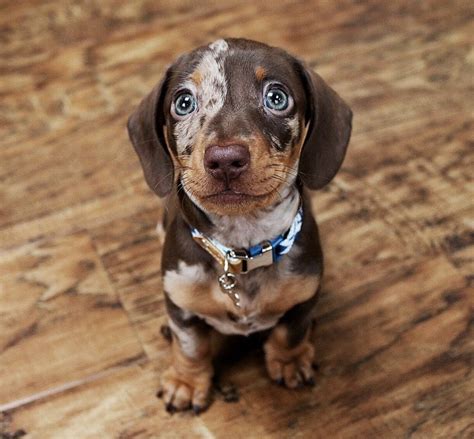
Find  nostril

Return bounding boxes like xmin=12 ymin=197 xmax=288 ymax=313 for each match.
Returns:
xmin=204 ymin=144 xmax=250 ymax=180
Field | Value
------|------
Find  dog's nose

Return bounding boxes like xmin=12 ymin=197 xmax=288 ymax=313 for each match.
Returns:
xmin=204 ymin=144 xmax=250 ymax=181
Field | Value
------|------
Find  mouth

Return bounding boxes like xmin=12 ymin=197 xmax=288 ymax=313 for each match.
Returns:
xmin=204 ymin=189 xmax=269 ymax=204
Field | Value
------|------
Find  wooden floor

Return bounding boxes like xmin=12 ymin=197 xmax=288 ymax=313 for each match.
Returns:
xmin=1 ymin=0 xmax=473 ymax=438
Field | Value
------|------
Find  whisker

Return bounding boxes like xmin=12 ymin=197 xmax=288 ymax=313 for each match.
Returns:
xmin=268 ymin=164 xmax=299 ymax=177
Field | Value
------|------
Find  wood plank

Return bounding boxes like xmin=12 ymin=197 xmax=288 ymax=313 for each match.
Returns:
xmin=0 ymin=232 xmax=145 ymax=407
xmin=89 ymin=208 xmax=169 ymax=360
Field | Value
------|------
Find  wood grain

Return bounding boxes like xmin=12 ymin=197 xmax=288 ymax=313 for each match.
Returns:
xmin=0 ymin=0 xmax=473 ymax=438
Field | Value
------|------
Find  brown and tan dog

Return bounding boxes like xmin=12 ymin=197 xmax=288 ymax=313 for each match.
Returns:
xmin=127 ymin=38 xmax=352 ymax=413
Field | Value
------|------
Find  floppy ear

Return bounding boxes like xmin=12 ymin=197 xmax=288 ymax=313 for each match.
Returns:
xmin=127 ymin=71 xmax=173 ymax=197
xmin=298 ymin=64 xmax=353 ymax=189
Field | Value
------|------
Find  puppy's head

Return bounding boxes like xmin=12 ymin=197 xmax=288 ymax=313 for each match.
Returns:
xmin=128 ymin=38 xmax=352 ymax=216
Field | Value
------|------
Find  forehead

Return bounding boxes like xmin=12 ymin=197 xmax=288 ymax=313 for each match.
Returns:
xmin=168 ymin=39 xmax=303 ymax=94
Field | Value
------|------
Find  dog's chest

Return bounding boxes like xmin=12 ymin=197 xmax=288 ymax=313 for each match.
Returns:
xmin=201 ymin=270 xmax=284 ymax=335
xmin=163 ymin=258 xmax=319 ymax=336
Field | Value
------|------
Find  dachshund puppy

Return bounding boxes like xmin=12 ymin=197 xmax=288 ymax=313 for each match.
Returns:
xmin=127 ymin=38 xmax=352 ymax=413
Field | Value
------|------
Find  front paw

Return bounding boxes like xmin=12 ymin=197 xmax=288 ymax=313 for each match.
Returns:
xmin=264 ymin=339 xmax=315 ymax=389
xmin=158 ymin=365 xmax=212 ymax=414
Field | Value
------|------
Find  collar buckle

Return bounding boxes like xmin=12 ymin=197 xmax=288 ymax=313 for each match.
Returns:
xmin=227 ymin=241 xmax=273 ymax=274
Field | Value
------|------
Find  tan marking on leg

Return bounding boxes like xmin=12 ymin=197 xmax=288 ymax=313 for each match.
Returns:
xmin=159 ymin=325 xmax=213 ymax=412
xmin=264 ymin=324 xmax=315 ymax=388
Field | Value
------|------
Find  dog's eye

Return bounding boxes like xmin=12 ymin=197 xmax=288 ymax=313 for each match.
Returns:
xmin=264 ymin=87 xmax=289 ymax=112
xmin=173 ymin=92 xmax=197 ymax=117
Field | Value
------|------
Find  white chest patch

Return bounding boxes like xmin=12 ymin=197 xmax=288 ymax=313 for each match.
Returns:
xmin=163 ymin=260 xmax=209 ymax=293
xmin=163 ymin=260 xmax=282 ymax=336
xmin=163 ymin=255 xmax=311 ymax=337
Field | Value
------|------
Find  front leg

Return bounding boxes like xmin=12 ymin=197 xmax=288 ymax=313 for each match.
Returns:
xmin=264 ymin=292 xmax=319 ymax=388
xmin=159 ymin=296 xmax=214 ymax=413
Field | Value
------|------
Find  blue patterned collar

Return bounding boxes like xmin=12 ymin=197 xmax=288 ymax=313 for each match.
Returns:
xmin=190 ymin=206 xmax=303 ymax=275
